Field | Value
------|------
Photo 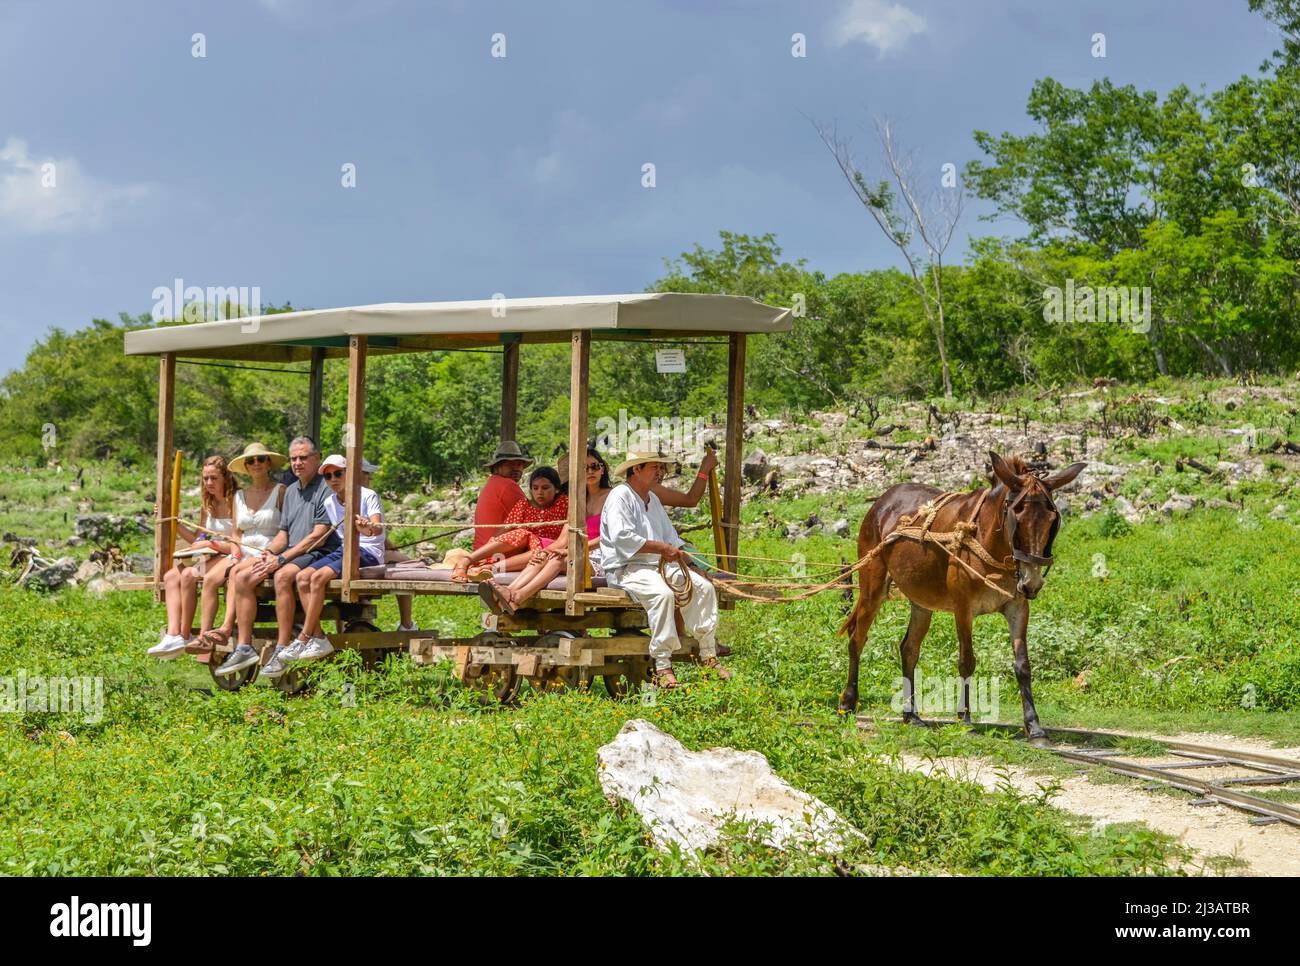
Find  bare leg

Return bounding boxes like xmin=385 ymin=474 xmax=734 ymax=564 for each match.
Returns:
xmin=506 ymin=557 xmax=566 ymax=604
xmin=197 ymin=556 xmax=232 ymax=635
xmin=398 ymin=594 xmax=413 ymax=627
xmin=273 ymin=565 xmax=302 ymax=646
xmin=234 ymin=567 xmax=261 ymax=645
xmin=163 ymin=566 xmax=185 ymax=636
xmin=297 ymin=567 xmax=336 ymax=638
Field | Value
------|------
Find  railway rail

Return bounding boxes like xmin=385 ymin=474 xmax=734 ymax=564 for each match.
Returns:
xmin=860 ymin=718 xmax=1300 ymax=829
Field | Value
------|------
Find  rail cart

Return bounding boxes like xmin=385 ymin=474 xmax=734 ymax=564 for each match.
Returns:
xmin=120 ymin=294 xmax=792 ymax=698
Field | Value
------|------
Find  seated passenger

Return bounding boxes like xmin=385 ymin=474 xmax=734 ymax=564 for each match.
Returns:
xmin=482 ymin=446 xmax=612 ymax=613
xmin=472 ymin=441 xmax=530 ymax=553
xmin=194 ymin=442 xmax=287 ymax=652
xmin=452 ymin=466 xmax=567 ymax=581
xmin=215 ymin=435 xmax=339 ymax=680
xmin=148 ymin=455 xmax=239 ymax=658
xmin=288 ymin=454 xmax=387 ymax=661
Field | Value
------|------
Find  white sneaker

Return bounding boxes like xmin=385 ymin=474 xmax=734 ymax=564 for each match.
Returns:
xmin=296 ymin=636 xmax=335 ymax=662
xmin=396 ymin=622 xmax=418 ymax=633
xmin=147 ymin=634 xmax=188 ymax=659
xmin=281 ymin=639 xmax=309 ymax=663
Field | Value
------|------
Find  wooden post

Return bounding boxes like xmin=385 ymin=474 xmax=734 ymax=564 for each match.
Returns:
xmin=342 ymin=336 xmax=367 ymax=603
xmin=722 ymin=334 xmax=746 ymax=574
xmin=500 ymin=341 xmax=519 ymax=442
xmin=307 ymin=346 xmax=326 ymax=444
xmin=564 ymin=330 xmax=590 ymax=616
xmin=153 ymin=353 xmax=176 ymax=602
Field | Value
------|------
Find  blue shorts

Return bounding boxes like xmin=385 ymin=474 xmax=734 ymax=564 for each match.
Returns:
xmin=305 ymin=546 xmax=382 ymax=576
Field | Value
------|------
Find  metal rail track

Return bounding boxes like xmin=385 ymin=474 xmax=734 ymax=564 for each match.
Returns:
xmin=859 ymin=717 xmax=1300 ymax=829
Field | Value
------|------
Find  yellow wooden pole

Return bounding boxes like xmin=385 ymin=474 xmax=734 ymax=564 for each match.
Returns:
xmin=167 ymin=450 xmax=182 ymax=562
xmin=707 ymin=458 xmax=725 ymax=569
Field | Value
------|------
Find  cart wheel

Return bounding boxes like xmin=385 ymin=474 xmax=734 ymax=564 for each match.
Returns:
xmin=346 ymin=620 xmax=396 ymax=669
xmin=471 ymin=665 xmax=522 ymax=705
xmin=209 ymin=653 xmax=259 ymax=692
xmin=601 ymin=658 xmax=650 ymax=699
xmin=271 ymin=665 xmax=311 ymax=696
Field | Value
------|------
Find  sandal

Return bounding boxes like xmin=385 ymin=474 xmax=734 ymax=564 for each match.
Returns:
xmin=187 ymin=627 xmax=228 ymax=654
xmin=652 ymin=667 xmax=681 ymax=690
xmin=492 ymin=583 xmax=519 ymax=615
xmin=450 ymin=560 xmax=471 ymax=583
xmin=478 ymin=581 xmax=516 ymax=616
xmin=699 ymin=656 xmax=732 ymax=680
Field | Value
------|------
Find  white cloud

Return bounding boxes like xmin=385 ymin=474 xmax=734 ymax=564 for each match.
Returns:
xmin=833 ymin=0 xmax=927 ymax=55
xmin=0 ymin=137 xmax=151 ymax=234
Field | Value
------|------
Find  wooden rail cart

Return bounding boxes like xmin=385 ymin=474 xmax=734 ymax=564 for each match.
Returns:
xmin=122 ymin=294 xmax=792 ymax=698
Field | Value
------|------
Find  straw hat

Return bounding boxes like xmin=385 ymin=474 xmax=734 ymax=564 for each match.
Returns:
xmin=612 ymin=449 xmax=679 ymax=477
xmin=229 ymin=441 xmax=286 ymax=475
xmin=484 ymin=440 xmax=534 ymax=470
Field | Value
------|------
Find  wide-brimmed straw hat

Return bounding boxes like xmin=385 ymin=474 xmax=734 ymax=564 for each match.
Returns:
xmin=613 ymin=449 xmax=680 ymax=477
xmin=484 ymin=440 xmax=534 ymax=470
xmin=229 ymin=441 xmax=286 ymax=475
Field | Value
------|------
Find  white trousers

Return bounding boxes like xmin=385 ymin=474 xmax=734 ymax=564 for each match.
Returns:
xmin=616 ymin=562 xmax=718 ymax=669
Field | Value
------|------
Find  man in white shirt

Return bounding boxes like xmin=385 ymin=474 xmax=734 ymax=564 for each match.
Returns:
xmin=599 ymin=450 xmax=730 ymax=690
xmin=283 ymin=454 xmax=386 ymax=666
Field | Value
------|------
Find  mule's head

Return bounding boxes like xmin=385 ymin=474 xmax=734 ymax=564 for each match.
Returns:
xmin=989 ymin=452 xmax=1086 ymax=600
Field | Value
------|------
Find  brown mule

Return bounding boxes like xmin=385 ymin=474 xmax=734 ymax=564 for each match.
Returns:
xmin=837 ymin=452 xmax=1085 ymax=742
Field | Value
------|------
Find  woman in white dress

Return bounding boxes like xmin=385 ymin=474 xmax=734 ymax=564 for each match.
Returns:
xmin=148 ymin=455 xmax=239 ymax=658
xmin=195 ymin=442 xmax=287 ymax=651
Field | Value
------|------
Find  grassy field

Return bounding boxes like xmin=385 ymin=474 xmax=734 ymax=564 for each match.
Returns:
xmin=3 ymin=479 xmax=1298 ymax=875
xmin=3 ymin=377 xmax=1299 ymax=875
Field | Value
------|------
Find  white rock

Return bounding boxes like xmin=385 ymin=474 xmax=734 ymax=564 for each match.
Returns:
xmin=596 ymin=719 xmax=858 ymax=855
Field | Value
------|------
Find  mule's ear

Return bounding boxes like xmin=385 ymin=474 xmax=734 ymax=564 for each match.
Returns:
xmin=988 ymin=451 xmax=1023 ymax=491
xmin=1044 ymin=461 xmax=1087 ymax=491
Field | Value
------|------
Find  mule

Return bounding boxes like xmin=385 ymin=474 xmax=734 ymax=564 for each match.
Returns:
xmin=838 ymin=452 xmax=1085 ymax=741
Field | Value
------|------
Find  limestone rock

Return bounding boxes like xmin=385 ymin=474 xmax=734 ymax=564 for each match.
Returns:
xmin=742 ymin=448 xmax=769 ymax=483
xmin=596 ymin=719 xmax=858 ymax=855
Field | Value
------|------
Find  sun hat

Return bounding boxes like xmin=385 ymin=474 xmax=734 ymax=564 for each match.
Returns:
xmin=612 ymin=449 xmax=680 ymax=477
xmin=229 ymin=441 xmax=287 ymax=475
xmin=484 ymin=440 xmax=534 ymax=470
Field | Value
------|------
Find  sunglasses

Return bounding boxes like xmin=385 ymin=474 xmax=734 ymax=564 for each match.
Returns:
xmin=323 ymin=470 xmax=345 ymax=480
xmin=586 ymin=462 xmax=602 ymax=472
xmin=247 ymin=455 xmax=270 ymax=464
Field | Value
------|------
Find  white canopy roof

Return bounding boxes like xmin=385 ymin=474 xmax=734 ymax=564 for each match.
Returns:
xmin=124 ymin=292 xmax=792 ymax=361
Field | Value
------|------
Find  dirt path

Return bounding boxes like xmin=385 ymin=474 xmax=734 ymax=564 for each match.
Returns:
xmin=894 ymin=752 xmax=1300 ymax=876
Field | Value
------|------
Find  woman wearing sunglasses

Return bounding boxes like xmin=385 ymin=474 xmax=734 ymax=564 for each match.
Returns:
xmin=191 ymin=442 xmax=288 ymax=652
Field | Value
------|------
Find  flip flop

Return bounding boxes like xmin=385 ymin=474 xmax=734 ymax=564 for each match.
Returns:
xmin=478 ymin=582 xmax=503 ymax=615
xmin=492 ymin=582 xmax=519 ymax=616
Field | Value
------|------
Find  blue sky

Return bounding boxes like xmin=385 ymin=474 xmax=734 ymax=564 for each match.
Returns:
xmin=0 ymin=0 xmax=1279 ymax=375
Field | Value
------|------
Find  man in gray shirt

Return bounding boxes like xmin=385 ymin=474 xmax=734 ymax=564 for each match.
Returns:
xmin=216 ymin=435 xmax=341 ymax=679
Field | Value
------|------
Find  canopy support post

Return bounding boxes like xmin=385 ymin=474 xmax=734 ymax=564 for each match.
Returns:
xmin=501 ymin=342 xmax=519 ymax=442
xmin=564 ymin=330 xmax=590 ymax=617
xmin=721 ymin=334 xmax=746 ymax=596
xmin=342 ymin=335 xmax=367 ymax=603
xmin=307 ymin=346 xmax=326 ymax=444
xmin=153 ymin=352 xmax=176 ymax=602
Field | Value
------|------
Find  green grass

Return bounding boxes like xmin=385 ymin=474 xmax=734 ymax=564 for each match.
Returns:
xmin=3 ymin=375 xmax=1300 ymax=876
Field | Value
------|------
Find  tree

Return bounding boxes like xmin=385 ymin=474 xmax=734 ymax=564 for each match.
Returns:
xmin=816 ymin=118 xmax=965 ymax=398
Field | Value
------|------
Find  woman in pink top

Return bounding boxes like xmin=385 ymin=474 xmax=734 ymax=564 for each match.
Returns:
xmin=482 ymin=446 xmax=612 ymax=614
